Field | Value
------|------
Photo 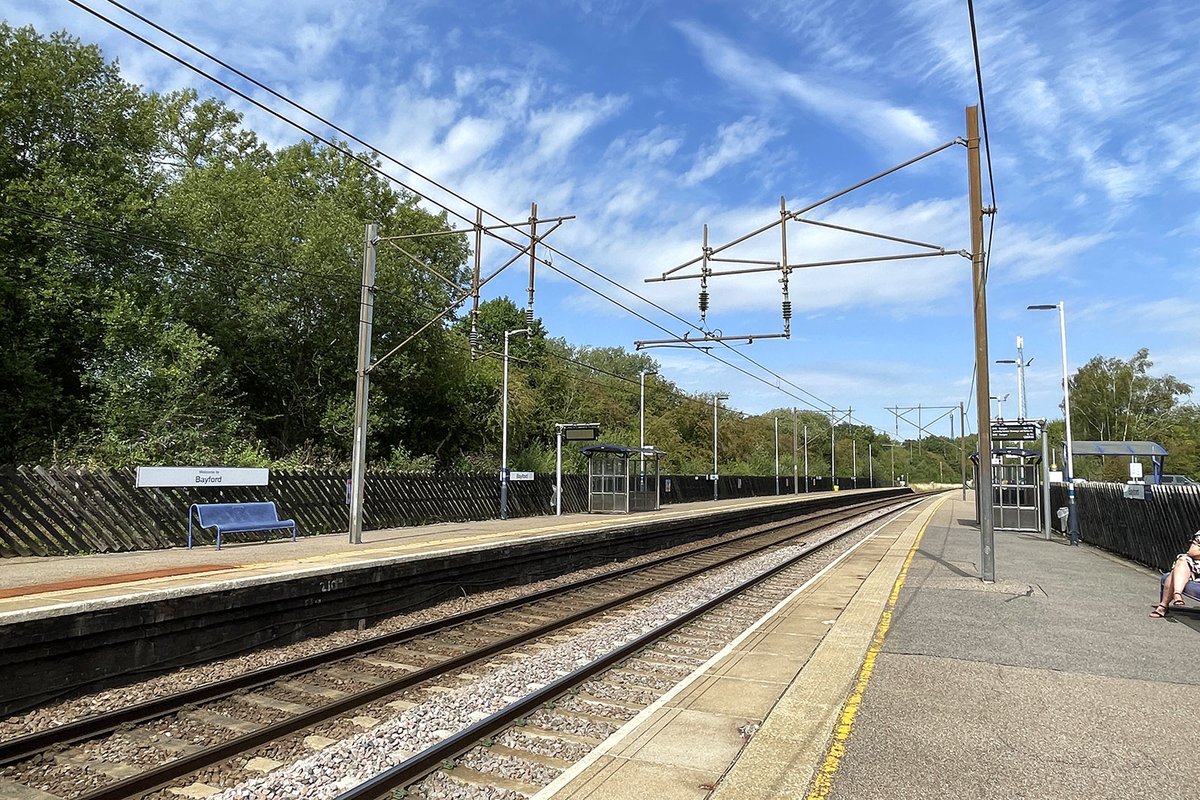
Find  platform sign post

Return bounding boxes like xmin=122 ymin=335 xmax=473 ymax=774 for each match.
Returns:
xmin=1040 ymin=425 xmax=1052 ymax=540
xmin=554 ymin=423 xmax=600 ymax=515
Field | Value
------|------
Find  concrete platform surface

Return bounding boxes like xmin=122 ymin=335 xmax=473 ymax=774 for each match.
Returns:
xmin=539 ymin=492 xmax=1200 ymax=800
xmin=0 ymin=491 xmax=855 ymax=617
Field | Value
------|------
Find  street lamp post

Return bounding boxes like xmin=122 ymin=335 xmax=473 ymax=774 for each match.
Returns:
xmin=1029 ymin=302 xmax=1078 ymax=544
xmin=792 ymin=411 xmax=799 ymax=495
xmin=712 ymin=394 xmax=729 ymax=501
xmin=996 ymin=336 xmax=1033 ymax=419
xmin=774 ymin=416 xmax=780 ymax=495
xmin=639 ymin=369 xmax=657 ymax=476
xmin=829 ymin=410 xmax=836 ymax=491
xmin=500 ymin=327 xmax=529 ymax=520
xmin=990 ymin=393 xmax=1009 ymax=419
xmin=852 ymin=439 xmax=857 ymax=489
xmin=801 ymin=424 xmax=811 ymax=494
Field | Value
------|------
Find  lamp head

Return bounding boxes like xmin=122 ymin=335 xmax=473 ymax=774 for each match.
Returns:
xmin=1027 ymin=304 xmax=1057 ymax=310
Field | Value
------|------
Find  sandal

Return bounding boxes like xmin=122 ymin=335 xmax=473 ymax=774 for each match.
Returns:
xmin=1150 ymin=604 xmax=1169 ymax=618
xmin=1171 ymin=593 xmax=1187 ymax=607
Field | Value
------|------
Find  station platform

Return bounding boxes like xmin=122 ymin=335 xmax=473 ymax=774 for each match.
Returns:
xmin=539 ymin=491 xmax=1200 ymax=800
xmin=0 ymin=490 xmax=864 ymax=620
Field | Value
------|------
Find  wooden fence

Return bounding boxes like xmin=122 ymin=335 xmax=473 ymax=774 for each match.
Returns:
xmin=1050 ymin=482 xmax=1200 ymax=571
xmin=0 ymin=467 xmax=850 ymax=557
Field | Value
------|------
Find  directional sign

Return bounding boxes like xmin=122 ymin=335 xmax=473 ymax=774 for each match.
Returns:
xmin=990 ymin=422 xmax=1039 ymax=441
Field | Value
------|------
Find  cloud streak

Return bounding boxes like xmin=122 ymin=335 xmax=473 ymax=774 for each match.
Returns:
xmin=675 ymin=20 xmax=940 ymax=156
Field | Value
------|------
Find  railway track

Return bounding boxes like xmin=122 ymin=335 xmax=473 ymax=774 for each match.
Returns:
xmin=0 ymin=493 xmax=927 ymax=800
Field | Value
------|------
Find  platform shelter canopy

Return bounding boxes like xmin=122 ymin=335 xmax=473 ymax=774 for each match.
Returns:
xmin=1070 ymin=441 xmax=1167 ymax=457
xmin=579 ymin=443 xmax=663 ymax=513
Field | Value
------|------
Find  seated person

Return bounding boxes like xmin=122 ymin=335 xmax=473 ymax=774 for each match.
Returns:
xmin=1151 ymin=529 xmax=1200 ymax=618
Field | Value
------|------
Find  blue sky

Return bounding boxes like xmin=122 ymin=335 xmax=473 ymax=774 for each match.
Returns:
xmin=6 ymin=0 xmax=1200 ymax=440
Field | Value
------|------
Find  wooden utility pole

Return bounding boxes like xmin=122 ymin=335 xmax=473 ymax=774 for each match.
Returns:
xmin=968 ymin=105 xmax=995 ymax=582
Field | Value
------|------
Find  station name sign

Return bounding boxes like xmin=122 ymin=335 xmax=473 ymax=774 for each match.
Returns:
xmin=990 ymin=423 xmax=1040 ymax=441
xmin=136 ymin=466 xmax=269 ymax=487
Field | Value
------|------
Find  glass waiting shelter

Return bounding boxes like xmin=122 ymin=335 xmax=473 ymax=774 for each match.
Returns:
xmin=580 ymin=444 xmax=664 ymax=513
xmin=972 ymin=447 xmax=1044 ymax=532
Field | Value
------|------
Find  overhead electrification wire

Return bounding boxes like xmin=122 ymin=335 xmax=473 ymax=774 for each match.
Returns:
xmin=966 ymin=0 xmax=997 ymax=288
xmin=966 ymin=0 xmax=996 ymax=211
xmin=88 ymin=0 xmax=721 ymax=349
xmin=74 ymin=0 xmax=878 ymax=431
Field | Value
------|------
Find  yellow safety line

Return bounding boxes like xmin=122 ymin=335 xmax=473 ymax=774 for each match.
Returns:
xmin=237 ymin=494 xmax=812 ymax=569
xmin=0 ymin=492 xmax=855 ymax=605
xmin=805 ymin=495 xmax=946 ymax=800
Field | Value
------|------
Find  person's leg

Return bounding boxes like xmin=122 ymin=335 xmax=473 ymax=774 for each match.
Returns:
xmin=1152 ymin=568 xmax=1176 ymax=617
xmin=1169 ymin=558 xmax=1193 ymax=605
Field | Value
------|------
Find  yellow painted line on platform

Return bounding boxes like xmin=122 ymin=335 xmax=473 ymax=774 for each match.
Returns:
xmin=0 ymin=493 xmax=852 ymax=610
xmin=804 ymin=495 xmax=946 ymax=800
xmin=233 ymin=494 xmax=814 ymax=570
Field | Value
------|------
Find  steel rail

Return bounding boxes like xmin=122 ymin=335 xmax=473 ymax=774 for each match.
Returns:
xmin=335 ymin=495 xmax=929 ymax=799
xmin=61 ymin=496 xmax=914 ymax=800
xmin=0 ymin=495 xmax=901 ymax=766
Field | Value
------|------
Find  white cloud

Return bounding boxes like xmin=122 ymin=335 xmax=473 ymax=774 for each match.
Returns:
xmin=675 ymin=21 xmax=940 ymax=156
xmin=683 ymin=117 xmax=780 ymax=185
xmin=528 ymin=94 xmax=626 ymax=161
xmin=987 ymin=225 xmax=1109 ymax=282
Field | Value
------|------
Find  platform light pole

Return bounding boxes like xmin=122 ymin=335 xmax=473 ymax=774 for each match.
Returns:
xmin=712 ymin=393 xmax=729 ymax=501
xmin=996 ymin=336 xmax=1033 ymax=419
xmin=500 ymin=326 xmax=529 ymax=520
xmin=803 ymin=424 xmax=809 ymax=492
xmin=1029 ymin=302 xmax=1078 ymax=544
xmin=774 ymin=416 xmax=780 ymax=495
xmin=990 ymin=393 xmax=1009 ymax=419
xmin=829 ymin=410 xmax=837 ymax=490
xmin=792 ymin=410 xmax=799 ymax=495
xmin=639 ymin=369 xmax=657 ymax=476
xmin=852 ymin=439 xmax=858 ymax=488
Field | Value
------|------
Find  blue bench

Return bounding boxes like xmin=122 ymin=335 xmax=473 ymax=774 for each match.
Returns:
xmin=187 ymin=502 xmax=296 ymax=550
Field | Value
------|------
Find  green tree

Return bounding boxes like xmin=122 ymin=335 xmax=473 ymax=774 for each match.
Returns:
xmin=0 ymin=24 xmax=162 ymax=461
xmin=1070 ymin=348 xmax=1191 ymax=442
xmin=157 ymin=112 xmax=470 ymax=463
xmin=79 ymin=292 xmax=261 ymax=466
xmin=1068 ymin=348 xmax=1192 ymax=480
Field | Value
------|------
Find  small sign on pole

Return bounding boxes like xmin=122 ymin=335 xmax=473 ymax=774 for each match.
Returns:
xmin=510 ymin=471 xmax=535 ymax=481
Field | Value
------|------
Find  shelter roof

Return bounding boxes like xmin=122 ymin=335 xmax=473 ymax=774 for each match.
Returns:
xmin=580 ymin=443 xmax=636 ymax=457
xmin=1072 ymin=440 xmax=1168 ymax=457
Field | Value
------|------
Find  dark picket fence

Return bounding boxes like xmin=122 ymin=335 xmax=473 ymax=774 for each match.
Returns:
xmin=0 ymin=467 xmax=859 ymax=557
xmin=1050 ymin=482 xmax=1200 ymax=571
